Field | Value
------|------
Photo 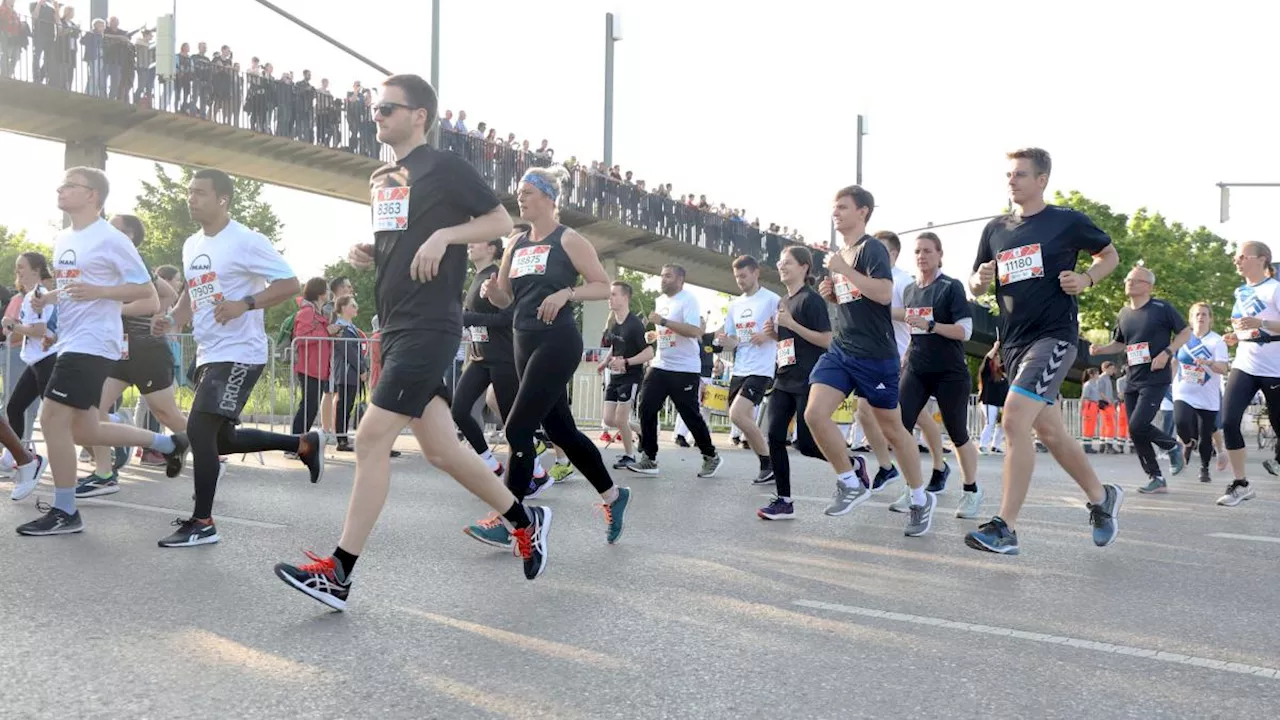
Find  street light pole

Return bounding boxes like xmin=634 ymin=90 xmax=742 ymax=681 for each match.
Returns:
xmin=428 ymin=0 xmax=441 ymax=147
xmin=832 ymin=114 xmax=869 ymax=247
xmin=603 ymin=13 xmax=621 ymax=168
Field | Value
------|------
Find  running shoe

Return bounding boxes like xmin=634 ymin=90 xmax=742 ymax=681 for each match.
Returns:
xmin=549 ymin=462 xmax=576 ymax=484
xmin=848 ymin=444 xmax=871 ymax=454
xmin=157 ymin=518 xmax=220 ymax=548
xmin=1138 ymin=476 xmax=1168 ymax=494
xmin=512 ymin=505 xmax=551 ymax=580
xmin=139 ymin=449 xmax=166 ymax=466
xmin=534 ymin=439 xmax=549 ymax=457
xmin=0 ymin=448 xmax=15 ymax=474
xmin=1199 ymin=467 xmax=1212 ymax=483
xmin=904 ymin=491 xmax=937 ymax=537
xmin=298 ymin=430 xmax=325 ymax=483
xmin=926 ymin=463 xmax=951 ymax=493
xmin=163 ymin=432 xmax=190 ymax=478
xmin=612 ymin=455 xmax=637 ymax=471
xmin=1088 ymin=483 xmax=1125 ymax=547
xmin=112 ymin=445 xmax=132 ymax=472
xmin=603 ymin=486 xmax=630 ymax=544
xmin=1169 ymin=445 xmax=1186 ymax=476
xmin=1216 ymin=480 xmax=1256 ymax=507
xmin=16 ymin=502 xmax=83 ymax=536
xmin=697 ymin=453 xmax=723 ymax=478
xmin=1182 ymin=440 xmax=1196 ymax=467
xmin=965 ymin=516 xmax=1019 ymax=554
xmin=274 ymin=551 xmax=350 ymax=611
xmin=758 ymin=496 xmax=795 ymax=521
xmin=824 ymin=456 xmax=871 ymax=516
xmin=492 ymin=462 xmax=505 ymax=478
xmin=674 ymin=436 xmax=690 ymax=448
xmin=628 ymin=454 xmax=660 ymax=475
xmin=1264 ymin=459 xmax=1280 ymax=477
xmin=9 ymin=454 xmax=47 ymax=502
xmin=753 ymin=466 xmax=776 ymax=485
xmin=464 ymin=513 xmax=513 ymax=549
xmin=955 ymin=487 xmax=984 ymax=519
xmin=526 ymin=472 xmax=555 ymax=499
xmin=978 ymin=446 xmax=988 ymax=456
xmin=888 ymin=486 xmax=912 ymax=513
xmin=599 ymin=431 xmax=613 ymax=443
xmin=991 ymin=447 xmax=1004 ymax=455
xmin=731 ymin=437 xmax=742 ymax=448
xmin=869 ymin=464 xmax=900 ymax=493
xmin=75 ymin=471 xmax=119 ymax=498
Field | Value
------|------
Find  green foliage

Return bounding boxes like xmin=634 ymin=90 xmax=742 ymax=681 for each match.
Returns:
xmin=317 ymin=259 xmax=377 ymax=330
xmin=0 ymin=225 xmax=52 ymax=291
xmin=132 ymin=164 xmax=284 ymax=270
xmin=1055 ymin=191 xmax=1238 ymax=335
xmin=615 ymin=267 xmax=660 ymax=320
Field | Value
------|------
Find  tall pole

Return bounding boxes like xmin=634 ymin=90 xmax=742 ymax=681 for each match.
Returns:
xmin=429 ymin=0 xmax=441 ymax=148
xmin=603 ymin=13 xmax=617 ymax=168
xmin=855 ymin=114 xmax=864 ymax=185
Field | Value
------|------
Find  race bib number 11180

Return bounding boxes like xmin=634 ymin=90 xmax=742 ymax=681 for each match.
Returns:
xmin=997 ymin=244 xmax=1044 ymax=285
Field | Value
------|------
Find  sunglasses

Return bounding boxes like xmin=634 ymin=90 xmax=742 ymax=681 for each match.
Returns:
xmin=374 ymin=102 xmax=418 ymax=118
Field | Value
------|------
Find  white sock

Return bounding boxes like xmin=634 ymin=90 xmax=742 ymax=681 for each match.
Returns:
xmin=780 ymin=496 xmax=792 ymax=503
xmin=837 ymin=470 xmax=858 ymax=488
xmin=108 ymin=413 xmax=122 ymax=423
xmin=481 ymin=448 xmax=499 ymax=471
xmin=911 ymin=485 xmax=927 ymax=506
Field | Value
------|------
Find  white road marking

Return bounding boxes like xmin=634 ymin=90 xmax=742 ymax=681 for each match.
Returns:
xmin=793 ymin=599 xmax=1279 ymax=680
xmin=1207 ymin=532 xmax=1280 ymax=545
xmin=78 ymin=498 xmax=287 ymax=529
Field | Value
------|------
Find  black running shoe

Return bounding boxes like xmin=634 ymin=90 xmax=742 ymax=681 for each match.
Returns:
xmin=753 ymin=466 xmax=776 ymax=485
xmin=112 ymin=445 xmax=132 ymax=471
xmin=298 ymin=431 xmax=325 ymax=483
xmin=164 ymin=433 xmax=190 ymax=478
xmin=275 ymin=551 xmax=351 ymax=611
xmin=675 ymin=436 xmax=690 ymax=448
xmin=870 ymin=464 xmax=900 ymax=492
xmin=926 ymin=463 xmax=951 ymax=493
xmin=157 ymin=518 xmax=220 ymax=548
xmin=512 ymin=505 xmax=551 ymax=580
xmin=75 ymin=471 xmax=119 ymax=498
xmin=16 ymin=502 xmax=84 ymax=536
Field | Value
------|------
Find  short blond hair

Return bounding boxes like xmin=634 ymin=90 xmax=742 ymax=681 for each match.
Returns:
xmin=67 ymin=166 xmax=110 ymax=208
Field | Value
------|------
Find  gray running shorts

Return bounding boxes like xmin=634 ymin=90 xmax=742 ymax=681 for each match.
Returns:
xmin=1002 ymin=337 xmax=1077 ymax=405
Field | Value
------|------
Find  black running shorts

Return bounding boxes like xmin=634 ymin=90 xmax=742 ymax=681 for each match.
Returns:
xmin=192 ymin=361 xmax=265 ymax=421
xmin=44 ymin=352 xmax=114 ymax=410
xmin=372 ymin=330 xmax=458 ymax=418
xmin=109 ymin=340 xmax=175 ymax=394
xmin=604 ymin=381 xmax=639 ymax=404
xmin=729 ymin=374 xmax=770 ymax=406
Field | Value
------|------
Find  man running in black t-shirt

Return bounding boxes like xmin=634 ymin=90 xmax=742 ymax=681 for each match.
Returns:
xmin=600 ymin=280 xmax=651 ymax=470
xmin=1088 ymin=265 xmax=1190 ymax=493
xmin=965 ymin=147 xmax=1123 ymax=555
xmin=275 ymin=74 xmax=549 ymax=611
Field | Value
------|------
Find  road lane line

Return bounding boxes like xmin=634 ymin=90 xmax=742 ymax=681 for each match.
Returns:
xmin=1207 ymin=532 xmax=1280 ymax=545
xmin=793 ymin=599 xmax=1279 ymax=680
xmin=79 ymin=498 xmax=287 ymax=529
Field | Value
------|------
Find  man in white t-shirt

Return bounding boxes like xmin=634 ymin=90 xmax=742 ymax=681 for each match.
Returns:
xmin=716 ymin=255 xmax=780 ymax=483
xmin=16 ymin=167 xmax=188 ymax=538
xmin=152 ymin=169 xmax=322 ymax=548
xmin=630 ymin=263 xmax=723 ymax=478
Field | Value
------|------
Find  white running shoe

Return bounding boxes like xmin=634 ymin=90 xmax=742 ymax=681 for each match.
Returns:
xmin=11 ymin=454 xmax=48 ymax=502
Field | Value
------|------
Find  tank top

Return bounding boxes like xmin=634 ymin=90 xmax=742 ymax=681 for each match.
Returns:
xmin=508 ymin=225 xmax=579 ymax=332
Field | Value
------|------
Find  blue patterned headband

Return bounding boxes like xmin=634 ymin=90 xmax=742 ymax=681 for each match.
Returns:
xmin=522 ymin=172 xmax=559 ymax=201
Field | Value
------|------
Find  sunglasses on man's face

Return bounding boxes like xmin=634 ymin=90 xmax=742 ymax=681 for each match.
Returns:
xmin=374 ymin=102 xmax=418 ymax=118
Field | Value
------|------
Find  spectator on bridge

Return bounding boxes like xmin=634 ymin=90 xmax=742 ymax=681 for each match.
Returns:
xmin=316 ymin=78 xmax=337 ymax=147
xmin=173 ymin=41 xmax=192 ymax=110
xmin=454 ymin=109 xmax=467 ymax=133
xmin=277 ymin=70 xmax=295 ymax=138
xmin=440 ymin=109 xmax=453 ymax=131
xmin=0 ymin=0 xmax=22 ymax=80
xmin=49 ymin=3 xmax=76 ymax=91
xmin=190 ymin=41 xmax=212 ymax=115
xmin=294 ymin=69 xmax=315 ymax=142
xmin=29 ymin=0 xmax=57 ymax=83
xmin=79 ymin=17 xmax=104 ymax=95
xmin=133 ymin=27 xmax=154 ymax=106
xmin=209 ymin=46 xmax=230 ymax=122
xmin=102 ymin=16 xmax=128 ymax=100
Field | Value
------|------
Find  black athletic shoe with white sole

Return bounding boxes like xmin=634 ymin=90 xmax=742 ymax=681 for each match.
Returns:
xmin=275 ymin=551 xmax=351 ymax=611
xmin=512 ymin=505 xmax=551 ymax=580
xmin=299 ymin=431 xmax=325 ymax=483
xmin=157 ymin=518 xmax=220 ymax=548
xmin=16 ymin=502 xmax=84 ymax=536
xmin=164 ymin=433 xmax=190 ymax=478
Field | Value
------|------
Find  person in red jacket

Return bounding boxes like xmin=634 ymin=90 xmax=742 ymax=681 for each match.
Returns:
xmin=290 ymin=277 xmax=332 ymax=438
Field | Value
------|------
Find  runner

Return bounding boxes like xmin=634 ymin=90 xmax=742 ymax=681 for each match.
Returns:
xmin=757 ymin=245 xmax=830 ymax=520
xmin=964 ymin=147 xmax=1124 ymax=555
xmin=466 ymin=165 xmax=631 ymax=549
xmin=152 ymin=168 xmax=325 ymax=548
xmin=631 ymin=264 xmax=723 ymax=477
xmin=717 ymin=255 xmax=780 ymax=483
xmin=78 ymin=213 xmax=188 ymax=498
xmin=16 ymin=167 xmax=186 ymax=537
xmin=894 ymin=232 xmax=983 ymax=518
xmin=807 ymin=185 xmax=930 ymax=535
xmin=275 ymin=74 xmax=549 ymax=611
xmin=600 ymin=280 xmax=650 ymax=471
xmin=1088 ymin=265 xmax=1190 ymax=493
xmin=1171 ymin=303 xmax=1229 ymax=484
xmin=0 ymin=251 xmax=53 ymax=501
xmin=978 ymin=342 xmax=1007 ymax=454
xmin=1217 ymin=241 xmax=1280 ymax=507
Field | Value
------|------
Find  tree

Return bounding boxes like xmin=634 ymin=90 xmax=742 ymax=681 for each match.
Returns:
xmin=0 ymin=225 xmax=52 ymax=291
xmin=132 ymin=164 xmax=284 ymax=270
xmin=1056 ymin=191 xmax=1238 ymax=335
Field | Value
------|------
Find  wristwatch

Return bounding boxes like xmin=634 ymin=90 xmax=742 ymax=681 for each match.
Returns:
xmin=242 ymin=295 xmax=257 ymax=311
xmin=927 ymin=319 xmax=936 ymax=333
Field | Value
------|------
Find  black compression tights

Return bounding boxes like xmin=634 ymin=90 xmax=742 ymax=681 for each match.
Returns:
xmin=452 ymin=361 xmax=519 ymax=454
xmin=188 ymin=410 xmax=301 ymax=519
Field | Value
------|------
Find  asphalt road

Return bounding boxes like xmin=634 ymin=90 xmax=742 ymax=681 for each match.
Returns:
xmin=2 ymin=433 xmax=1277 ymax=719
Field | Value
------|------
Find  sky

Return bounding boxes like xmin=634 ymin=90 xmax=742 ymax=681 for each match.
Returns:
xmin=3 ymin=0 xmax=1279 ymax=322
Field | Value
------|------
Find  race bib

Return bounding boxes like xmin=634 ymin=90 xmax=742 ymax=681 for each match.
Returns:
xmin=735 ymin=320 xmax=757 ymax=342
xmin=372 ymin=187 xmax=410 ymax=232
xmin=905 ymin=307 xmax=933 ymax=335
xmin=187 ymin=271 xmax=225 ymax=312
xmin=1126 ymin=342 xmax=1152 ymax=366
xmin=468 ymin=326 xmax=489 ymax=343
xmin=776 ymin=338 xmax=796 ymax=367
xmin=54 ymin=267 xmax=80 ymax=290
xmin=121 ymin=333 xmax=129 ymax=360
xmin=833 ymin=273 xmax=859 ymax=304
xmin=1182 ymin=363 xmax=1207 ymax=385
xmin=510 ymin=245 xmax=551 ymax=279
xmin=997 ymin=244 xmax=1044 ymax=285
xmin=656 ymin=327 xmax=675 ymax=350
xmin=1239 ymin=328 xmax=1262 ymax=341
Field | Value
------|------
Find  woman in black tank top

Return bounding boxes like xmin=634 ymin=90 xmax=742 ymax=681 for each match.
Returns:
xmin=479 ymin=167 xmax=632 ymax=545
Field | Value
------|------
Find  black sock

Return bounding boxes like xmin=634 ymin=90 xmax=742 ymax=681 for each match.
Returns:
xmin=758 ymin=454 xmax=770 ymax=470
xmin=963 ymin=483 xmax=978 ymax=493
xmin=503 ymin=501 xmax=532 ymax=529
xmin=333 ymin=546 xmax=358 ymax=580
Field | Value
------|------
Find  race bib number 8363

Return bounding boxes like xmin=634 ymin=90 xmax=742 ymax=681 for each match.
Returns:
xmin=373 ymin=187 xmax=410 ymax=232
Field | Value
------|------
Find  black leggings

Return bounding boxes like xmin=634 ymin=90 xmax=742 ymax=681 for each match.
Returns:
xmin=506 ymin=325 xmax=613 ymax=500
xmin=898 ymin=368 xmax=972 ymax=448
xmin=291 ymin=373 xmax=325 ymax=435
xmin=1222 ymin=368 xmax=1280 ymax=456
xmin=1124 ymin=385 xmax=1180 ymax=478
xmin=766 ymin=387 xmax=823 ymax=498
xmin=6 ymin=355 xmax=56 ymax=438
xmin=452 ymin=360 xmax=519 ymax=454
xmin=1173 ymin=400 xmax=1217 ymax=470
xmin=638 ymin=368 xmax=716 ymax=458
xmin=335 ymin=382 xmax=361 ymax=437
xmin=188 ymin=410 xmax=302 ymax=519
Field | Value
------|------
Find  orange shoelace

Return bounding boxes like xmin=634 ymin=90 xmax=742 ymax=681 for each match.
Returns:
xmin=478 ymin=513 xmax=503 ymax=529
xmin=297 ymin=550 xmax=336 ymax=578
xmin=511 ymin=526 xmax=533 ymax=559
